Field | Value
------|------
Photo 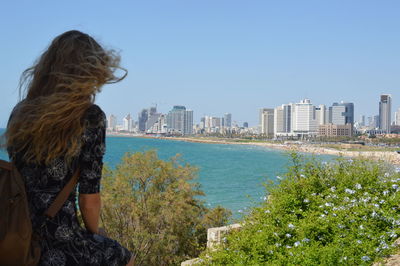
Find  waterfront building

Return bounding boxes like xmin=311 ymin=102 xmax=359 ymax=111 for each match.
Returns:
xmin=123 ymin=114 xmax=133 ymax=132
xmin=292 ymin=99 xmax=317 ymax=137
xmin=379 ymin=94 xmax=392 ymax=133
xmin=166 ymin=105 xmax=193 ymax=135
xmin=315 ymin=104 xmax=326 ymax=125
xmin=146 ymin=113 xmax=161 ymax=132
xmin=274 ymin=104 xmax=293 ymax=137
xmin=318 ymin=123 xmax=353 ymax=137
xmin=259 ymin=108 xmax=274 ymax=137
xmin=138 ymin=109 xmax=148 ymax=132
xmin=396 ymin=108 xmax=400 ymax=126
xmin=328 ymin=102 xmax=354 ymax=125
xmin=224 ymin=113 xmax=232 ymax=128
xmin=107 ymin=114 xmax=117 ymax=131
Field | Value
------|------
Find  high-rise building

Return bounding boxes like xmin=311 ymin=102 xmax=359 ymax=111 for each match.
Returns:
xmin=328 ymin=102 xmax=354 ymax=125
xmin=243 ymin=122 xmax=249 ymax=128
xmin=360 ymin=115 xmax=366 ymax=127
xmin=224 ymin=113 xmax=232 ymax=128
xmin=292 ymin=99 xmax=317 ymax=136
xmin=315 ymin=105 xmax=326 ymax=125
xmin=379 ymin=94 xmax=392 ymax=133
xmin=396 ymin=108 xmax=400 ymax=126
xmin=123 ymin=114 xmax=133 ymax=132
xmin=259 ymin=108 xmax=274 ymax=136
xmin=146 ymin=113 xmax=161 ymax=132
xmin=166 ymin=106 xmax=193 ymax=135
xmin=138 ymin=109 xmax=149 ymax=132
xmin=274 ymin=104 xmax=293 ymax=137
xmin=107 ymin=114 xmax=117 ymax=131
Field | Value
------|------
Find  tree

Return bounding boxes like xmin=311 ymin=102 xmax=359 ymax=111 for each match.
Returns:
xmin=100 ymin=150 xmax=231 ymax=266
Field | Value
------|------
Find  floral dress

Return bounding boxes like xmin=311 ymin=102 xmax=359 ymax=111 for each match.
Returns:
xmin=7 ymin=104 xmax=131 ymax=266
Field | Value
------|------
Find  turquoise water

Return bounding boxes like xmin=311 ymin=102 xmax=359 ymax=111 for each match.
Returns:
xmin=0 ymin=129 xmax=333 ymax=218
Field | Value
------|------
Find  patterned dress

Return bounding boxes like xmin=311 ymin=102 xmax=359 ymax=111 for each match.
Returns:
xmin=7 ymin=104 xmax=131 ymax=266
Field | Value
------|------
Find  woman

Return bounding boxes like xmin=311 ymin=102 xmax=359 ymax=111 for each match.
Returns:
xmin=5 ymin=30 xmax=134 ymax=266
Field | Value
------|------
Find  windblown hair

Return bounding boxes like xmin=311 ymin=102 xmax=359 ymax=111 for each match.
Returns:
xmin=5 ymin=30 xmax=126 ymax=164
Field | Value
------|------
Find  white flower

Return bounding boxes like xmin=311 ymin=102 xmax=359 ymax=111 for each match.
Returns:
xmin=330 ymin=186 xmax=336 ymax=192
xmin=265 ymin=210 xmax=271 ymax=214
xmin=359 ymin=225 xmax=364 ymax=230
xmin=303 ymin=198 xmax=310 ymax=203
xmin=286 ymin=233 xmax=292 ymax=238
xmin=385 ymin=172 xmax=390 ymax=177
xmin=286 ymin=245 xmax=292 ymax=249
xmin=361 ymin=256 xmax=370 ymax=261
xmin=379 ymin=200 xmax=385 ymax=204
xmin=276 ymin=176 xmax=282 ymax=180
xmin=294 ymin=241 xmax=301 ymax=247
xmin=302 ymin=238 xmax=310 ymax=243
xmin=325 ymin=202 xmax=333 ymax=207
xmin=383 ymin=190 xmax=389 ymax=196
xmin=288 ymin=223 xmax=295 ymax=229
xmin=357 ymin=240 xmax=362 ymax=244
xmin=345 ymin=188 xmax=355 ymax=194
xmin=300 ymin=174 xmax=306 ymax=178
xmin=374 ymin=204 xmax=380 ymax=208
xmin=355 ymin=183 xmax=362 ymax=190
xmin=392 ymin=184 xmax=399 ymax=190
xmin=275 ymin=243 xmax=281 ymax=247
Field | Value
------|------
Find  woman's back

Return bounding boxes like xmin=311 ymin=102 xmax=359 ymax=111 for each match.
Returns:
xmin=5 ymin=30 xmax=132 ymax=266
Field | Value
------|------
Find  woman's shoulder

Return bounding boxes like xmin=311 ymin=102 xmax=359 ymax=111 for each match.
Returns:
xmin=83 ymin=104 xmax=106 ymax=128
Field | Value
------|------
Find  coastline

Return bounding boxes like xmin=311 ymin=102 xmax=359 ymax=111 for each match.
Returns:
xmin=106 ymin=132 xmax=400 ymax=166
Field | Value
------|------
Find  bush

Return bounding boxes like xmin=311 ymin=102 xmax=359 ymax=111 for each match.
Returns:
xmin=201 ymin=153 xmax=400 ymax=265
xmin=100 ymin=150 xmax=231 ymax=266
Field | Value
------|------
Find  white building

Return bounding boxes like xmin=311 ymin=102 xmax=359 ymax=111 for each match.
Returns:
xmin=259 ymin=108 xmax=274 ymax=136
xmin=315 ymin=105 xmax=326 ymax=126
xmin=274 ymin=104 xmax=294 ymax=138
xmin=396 ymin=108 xmax=400 ymax=126
xmin=292 ymin=99 xmax=317 ymax=137
xmin=224 ymin=113 xmax=232 ymax=128
xmin=107 ymin=114 xmax=117 ymax=131
xmin=123 ymin=114 xmax=133 ymax=132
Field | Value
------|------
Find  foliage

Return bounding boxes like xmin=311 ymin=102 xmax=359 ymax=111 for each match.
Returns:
xmin=201 ymin=153 xmax=400 ymax=265
xmin=100 ymin=150 xmax=231 ymax=266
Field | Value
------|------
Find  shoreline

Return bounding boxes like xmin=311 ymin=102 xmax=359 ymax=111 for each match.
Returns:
xmin=106 ymin=132 xmax=400 ymax=166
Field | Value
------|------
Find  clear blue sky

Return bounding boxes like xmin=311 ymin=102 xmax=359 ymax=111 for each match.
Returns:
xmin=1 ymin=0 xmax=400 ymax=127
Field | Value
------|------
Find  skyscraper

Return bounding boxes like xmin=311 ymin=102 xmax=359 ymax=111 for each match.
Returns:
xmin=292 ymin=99 xmax=317 ymax=136
xmin=274 ymin=104 xmax=293 ymax=137
xmin=138 ymin=109 xmax=149 ymax=132
xmin=224 ymin=113 xmax=232 ymax=128
xmin=396 ymin=108 xmax=400 ymax=126
xmin=107 ymin=114 xmax=117 ymax=131
xmin=166 ymin=105 xmax=193 ymax=135
xmin=379 ymin=94 xmax=392 ymax=133
xmin=259 ymin=108 xmax=274 ymax=136
xmin=123 ymin=114 xmax=133 ymax=132
xmin=329 ymin=102 xmax=354 ymax=125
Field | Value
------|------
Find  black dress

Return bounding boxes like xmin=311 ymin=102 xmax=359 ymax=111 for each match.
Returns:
xmin=7 ymin=104 xmax=131 ymax=266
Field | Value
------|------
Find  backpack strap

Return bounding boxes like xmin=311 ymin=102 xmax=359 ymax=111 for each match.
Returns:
xmin=44 ymin=169 xmax=80 ymax=218
xmin=0 ymin=160 xmax=12 ymax=171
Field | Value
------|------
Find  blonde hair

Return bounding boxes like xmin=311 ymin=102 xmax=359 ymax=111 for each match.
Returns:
xmin=6 ymin=30 xmax=126 ymax=164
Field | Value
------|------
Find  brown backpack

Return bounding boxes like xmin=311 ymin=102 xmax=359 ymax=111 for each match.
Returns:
xmin=0 ymin=159 xmax=79 ymax=266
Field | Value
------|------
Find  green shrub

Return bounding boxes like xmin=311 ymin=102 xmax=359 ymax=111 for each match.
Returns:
xmin=100 ymin=150 xmax=231 ymax=266
xmin=201 ymin=153 xmax=400 ymax=265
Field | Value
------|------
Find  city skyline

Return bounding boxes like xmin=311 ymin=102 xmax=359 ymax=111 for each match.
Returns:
xmin=2 ymin=1 xmax=400 ymax=127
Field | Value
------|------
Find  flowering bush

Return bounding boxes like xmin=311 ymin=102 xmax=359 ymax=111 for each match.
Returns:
xmin=201 ymin=153 xmax=400 ymax=265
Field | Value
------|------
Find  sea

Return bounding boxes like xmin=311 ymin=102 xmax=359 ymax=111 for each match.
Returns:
xmin=0 ymin=129 xmax=334 ymax=219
